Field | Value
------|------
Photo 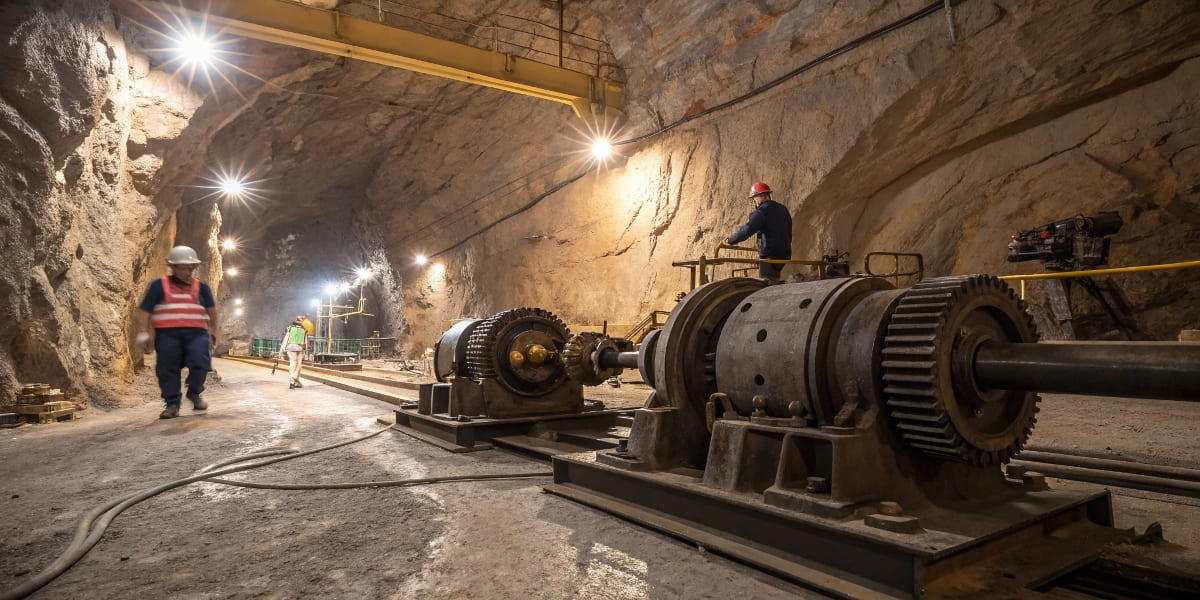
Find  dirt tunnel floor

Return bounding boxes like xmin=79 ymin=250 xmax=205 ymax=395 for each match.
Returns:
xmin=1 ymin=358 xmax=1198 ymax=599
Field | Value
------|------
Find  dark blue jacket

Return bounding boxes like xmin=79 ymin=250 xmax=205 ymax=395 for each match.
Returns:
xmin=727 ymin=199 xmax=792 ymax=259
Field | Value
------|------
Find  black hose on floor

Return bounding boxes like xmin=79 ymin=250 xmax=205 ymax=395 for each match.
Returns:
xmin=0 ymin=427 xmax=550 ymax=600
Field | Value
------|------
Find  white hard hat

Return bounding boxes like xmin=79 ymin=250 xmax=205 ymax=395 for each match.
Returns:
xmin=166 ymin=246 xmax=201 ymax=265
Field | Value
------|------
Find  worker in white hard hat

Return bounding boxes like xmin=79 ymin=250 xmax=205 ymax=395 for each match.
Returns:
xmin=279 ymin=315 xmax=313 ymax=389
xmin=134 ymin=245 xmax=219 ymax=419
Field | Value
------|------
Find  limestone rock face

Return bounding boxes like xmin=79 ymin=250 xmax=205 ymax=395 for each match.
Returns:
xmin=0 ymin=1 xmax=206 ymax=404
xmin=1 ymin=0 xmax=1198 ymax=404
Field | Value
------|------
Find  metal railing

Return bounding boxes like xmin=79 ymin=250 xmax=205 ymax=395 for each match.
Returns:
xmin=998 ymin=260 xmax=1200 ymax=299
xmin=340 ymin=0 xmax=623 ymax=81
xmin=623 ymin=310 xmax=671 ymax=344
xmin=864 ymin=252 xmax=924 ymax=286
xmin=674 ymin=245 xmax=843 ymax=291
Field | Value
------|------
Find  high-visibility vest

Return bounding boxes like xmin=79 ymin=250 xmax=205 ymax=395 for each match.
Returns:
xmin=150 ymin=276 xmax=210 ymax=329
xmin=284 ymin=325 xmax=306 ymax=346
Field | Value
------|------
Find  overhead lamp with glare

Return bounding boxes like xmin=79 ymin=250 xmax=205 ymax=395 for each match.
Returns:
xmin=225 ymin=267 xmax=238 ymax=276
xmin=176 ymin=31 xmax=216 ymax=67
xmin=221 ymin=239 xmax=236 ymax=251
xmin=431 ymin=263 xmax=445 ymax=276
xmin=219 ymin=176 xmax=246 ymax=198
xmin=415 ymin=255 xmax=428 ymax=266
xmin=591 ymin=138 xmax=613 ymax=160
xmin=356 ymin=267 xmax=373 ymax=281
xmin=324 ymin=283 xmax=338 ymax=295
xmin=234 ymin=307 xmax=244 ymax=316
xmin=234 ymin=298 xmax=243 ymax=305
xmin=310 ymin=298 xmax=320 ymax=307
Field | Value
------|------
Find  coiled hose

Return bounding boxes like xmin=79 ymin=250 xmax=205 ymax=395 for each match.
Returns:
xmin=1 ymin=427 xmax=550 ymax=599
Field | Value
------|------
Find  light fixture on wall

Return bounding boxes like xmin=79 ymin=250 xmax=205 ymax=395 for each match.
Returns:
xmin=225 ymin=267 xmax=238 ymax=276
xmin=415 ymin=255 xmax=428 ymax=266
xmin=221 ymin=238 xmax=237 ymax=250
xmin=591 ymin=138 xmax=613 ymax=159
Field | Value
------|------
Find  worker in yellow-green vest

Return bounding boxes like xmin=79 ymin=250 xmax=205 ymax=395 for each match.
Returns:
xmin=280 ymin=315 xmax=313 ymax=389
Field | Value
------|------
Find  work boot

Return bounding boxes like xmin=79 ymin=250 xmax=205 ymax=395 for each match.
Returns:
xmin=289 ymin=382 xmax=296 ymax=389
xmin=187 ymin=391 xmax=207 ymax=411
xmin=160 ymin=404 xmax=180 ymax=419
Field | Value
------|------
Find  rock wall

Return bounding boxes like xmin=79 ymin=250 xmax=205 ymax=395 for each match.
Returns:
xmin=2 ymin=0 xmax=1197 ymax=403
xmin=0 ymin=0 xmax=208 ymax=405
xmin=395 ymin=0 xmax=1200 ymax=351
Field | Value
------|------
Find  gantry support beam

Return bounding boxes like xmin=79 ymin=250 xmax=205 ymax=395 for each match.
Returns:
xmin=126 ymin=0 xmax=622 ymax=119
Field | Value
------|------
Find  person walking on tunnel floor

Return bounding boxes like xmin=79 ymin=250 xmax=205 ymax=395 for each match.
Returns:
xmin=135 ymin=245 xmax=218 ymax=419
xmin=280 ymin=316 xmax=312 ymax=389
xmin=726 ymin=181 xmax=793 ymax=283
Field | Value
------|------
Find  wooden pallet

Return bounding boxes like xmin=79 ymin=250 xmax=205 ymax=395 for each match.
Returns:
xmin=22 ymin=407 xmax=76 ymax=424
xmin=14 ymin=401 xmax=74 ymax=414
xmin=11 ymin=402 xmax=76 ymax=424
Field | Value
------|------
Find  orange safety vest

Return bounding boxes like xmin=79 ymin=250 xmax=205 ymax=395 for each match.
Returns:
xmin=151 ymin=276 xmax=210 ymax=329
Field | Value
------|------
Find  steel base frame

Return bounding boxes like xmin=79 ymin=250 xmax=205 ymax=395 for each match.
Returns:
xmin=547 ymin=451 xmax=1127 ymax=599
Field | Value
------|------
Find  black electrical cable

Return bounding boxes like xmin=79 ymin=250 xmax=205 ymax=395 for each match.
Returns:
xmin=0 ymin=427 xmax=550 ymax=600
xmin=616 ymin=0 xmax=956 ymax=147
xmin=427 ymin=0 xmax=962 ymax=260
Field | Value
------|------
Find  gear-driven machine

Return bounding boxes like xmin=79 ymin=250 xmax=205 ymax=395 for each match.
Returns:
xmin=547 ymin=274 xmax=1200 ymax=599
xmin=397 ymin=307 xmax=637 ymax=452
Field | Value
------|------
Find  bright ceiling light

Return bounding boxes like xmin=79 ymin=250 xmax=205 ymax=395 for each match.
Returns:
xmin=225 ymin=267 xmax=238 ymax=276
xmin=431 ymin=263 xmax=445 ymax=276
xmin=177 ymin=31 xmax=215 ymax=66
xmin=221 ymin=239 xmax=236 ymax=250
xmin=338 ymin=282 xmax=351 ymax=293
xmin=591 ymin=138 xmax=613 ymax=159
xmin=234 ymin=307 xmax=244 ymax=316
xmin=415 ymin=255 xmax=428 ymax=266
xmin=324 ymin=283 xmax=337 ymax=295
xmin=219 ymin=176 xmax=246 ymax=198
xmin=356 ymin=267 xmax=373 ymax=281
xmin=310 ymin=298 xmax=320 ymax=307
xmin=234 ymin=298 xmax=243 ymax=305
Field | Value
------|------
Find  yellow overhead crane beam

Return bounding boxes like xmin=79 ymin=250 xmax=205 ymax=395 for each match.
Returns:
xmin=129 ymin=0 xmax=622 ymax=119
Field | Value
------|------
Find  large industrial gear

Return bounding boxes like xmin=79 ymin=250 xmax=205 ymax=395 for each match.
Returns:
xmin=562 ymin=332 xmax=634 ymax=386
xmin=465 ymin=307 xmax=571 ymax=397
xmin=882 ymin=275 xmax=1040 ymax=466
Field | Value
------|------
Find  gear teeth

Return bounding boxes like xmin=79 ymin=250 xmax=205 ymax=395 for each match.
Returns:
xmin=563 ymin=331 xmax=606 ymax=386
xmin=465 ymin=307 xmax=570 ymax=394
xmin=882 ymin=275 xmax=1040 ymax=467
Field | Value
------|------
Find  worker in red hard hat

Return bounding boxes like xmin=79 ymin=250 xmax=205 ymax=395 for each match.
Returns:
xmin=726 ymin=182 xmax=793 ymax=282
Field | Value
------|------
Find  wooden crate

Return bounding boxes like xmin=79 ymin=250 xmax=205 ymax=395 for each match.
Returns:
xmin=16 ymin=391 xmax=64 ymax=405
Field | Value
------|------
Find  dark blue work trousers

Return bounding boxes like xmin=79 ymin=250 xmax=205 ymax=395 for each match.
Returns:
xmin=155 ymin=327 xmax=211 ymax=405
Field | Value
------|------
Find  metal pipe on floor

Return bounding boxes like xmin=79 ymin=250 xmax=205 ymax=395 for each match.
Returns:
xmin=1016 ymin=450 xmax=1200 ymax=483
xmin=1008 ymin=459 xmax=1200 ymax=499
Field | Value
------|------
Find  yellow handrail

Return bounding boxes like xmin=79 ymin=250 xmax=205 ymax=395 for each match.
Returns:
xmin=998 ymin=260 xmax=1200 ymax=299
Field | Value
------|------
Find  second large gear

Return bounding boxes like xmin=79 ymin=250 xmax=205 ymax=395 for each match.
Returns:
xmin=881 ymin=275 xmax=1040 ymax=466
xmin=465 ymin=307 xmax=571 ymax=397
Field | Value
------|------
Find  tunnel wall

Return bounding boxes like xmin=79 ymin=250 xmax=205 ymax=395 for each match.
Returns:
xmin=395 ymin=0 xmax=1200 ymax=353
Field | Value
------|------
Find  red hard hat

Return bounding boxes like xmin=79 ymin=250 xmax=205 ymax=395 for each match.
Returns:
xmin=748 ymin=182 xmax=772 ymax=198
